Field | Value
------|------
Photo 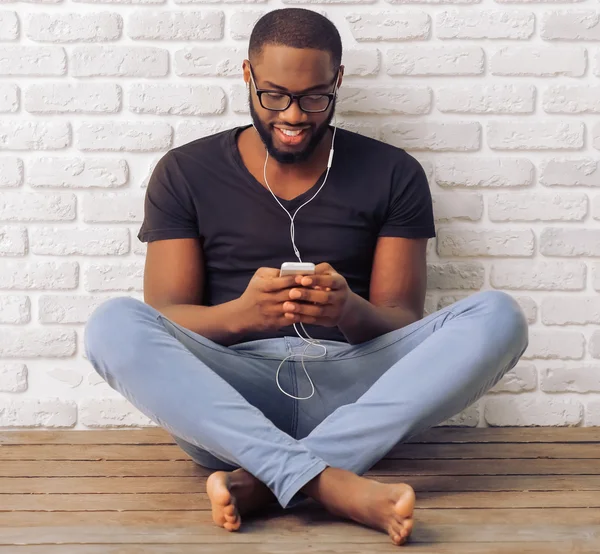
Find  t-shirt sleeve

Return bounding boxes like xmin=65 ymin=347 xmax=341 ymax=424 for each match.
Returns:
xmin=137 ymin=151 xmax=200 ymax=244
xmin=379 ymin=153 xmax=436 ymax=239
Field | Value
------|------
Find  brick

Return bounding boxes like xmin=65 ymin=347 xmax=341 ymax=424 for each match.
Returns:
xmin=47 ymin=368 xmax=83 ymax=388
xmin=590 ymin=331 xmax=600 ymax=358
xmin=437 ymin=228 xmax=534 ymax=257
xmin=0 ymin=295 xmax=30 ymax=323
xmin=487 ymin=121 xmax=584 ymax=150
xmin=0 ymin=157 xmax=24 ymax=187
xmin=76 ymin=122 xmax=172 ymax=152
xmin=336 ymin=120 xmax=379 ymax=141
xmin=592 ymin=122 xmax=600 ymax=151
xmin=177 ymin=0 xmax=266 ymax=3
xmin=128 ymin=10 xmax=223 ymax=40
xmin=541 ymin=10 xmax=600 ymax=41
xmin=540 ymin=363 xmax=600 ymax=393
xmin=140 ymin=156 xmax=162 ymax=188
xmin=593 ymin=195 xmax=600 ymax=220
xmin=0 ymin=363 xmax=27 ymax=393
xmin=382 ymin=122 xmax=480 ymax=151
xmin=72 ymin=46 xmax=168 ymax=77
xmin=0 ymin=46 xmax=66 ymax=76
xmin=31 ymin=227 xmax=129 ymax=256
xmin=587 ymin=400 xmax=600 ymax=425
xmin=487 ymin=362 xmax=537 ymax=393
xmin=427 ymin=262 xmax=484 ymax=289
xmin=542 ymin=297 xmax=600 ymax=325
xmin=0 ymin=122 xmax=70 ymax=150
xmin=491 ymin=261 xmax=586 ymax=290
xmin=435 ymin=157 xmax=533 ymax=188
xmin=129 ymin=84 xmax=225 ymax=115
xmin=541 ymin=228 xmax=600 ymax=257
xmin=437 ymin=84 xmax=535 ymax=114
xmin=593 ymin=263 xmax=600 ymax=292
xmin=0 ymin=226 xmax=27 ymax=256
xmin=0 ymin=399 xmax=77 ymax=427
xmin=83 ymin=193 xmax=144 ymax=222
xmin=387 ymin=0 xmax=479 ymax=4
xmin=488 ymin=192 xmax=588 ymax=221
xmin=27 ymin=158 xmax=128 ymax=188
xmin=485 ymin=397 xmax=583 ymax=427
xmin=387 ymin=46 xmax=484 ymax=75
xmin=595 ymin=49 xmax=600 ymax=77
xmin=523 ymin=330 xmax=585 ymax=360
xmin=175 ymin=119 xmax=248 ymax=147
xmin=515 ymin=296 xmax=537 ymax=324
xmin=27 ymin=12 xmax=122 ymax=42
xmin=490 ymin=46 xmax=586 ymax=77
xmin=174 ymin=46 xmax=244 ymax=76
xmin=346 ymin=12 xmax=430 ymax=41
xmin=543 ymin=85 xmax=600 ymax=113
xmin=0 ymin=84 xmax=18 ymax=113
xmin=340 ymin=48 xmax=380 ymax=76
xmin=80 ymin=397 xmax=154 ymax=428
xmin=24 ymin=83 xmax=121 ymax=114
xmin=229 ymin=84 xmax=248 ymax=114
xmin=0 ymin=328 xmax=77 ymax=358
xmin=540 ymin=158 xmax=600 ymax=187
xmin=39 ymin=295 xmax=108 ymax=323
xmin=74 ymin=0 xmax=165 ymax=3
xmin=0 ymin=11 xmax=18 ymax=40
xmin=0 ymin=192 xmax=75 ymax=221
xmin=338 ymin=86 xmax=431 ymax=115
xmin=0 ymin=261 xmax=78 ymax=290
xmin=84 ymin=262 xmax=144 ymax=291
xmin=432 ymin=193 xmax=483 ymax=222
xmin=437 ymin=10 xmax=534 ymax=39
xmin=230 ymin=10 xmax=266 ymax=40
xmin=496 ymin=0 xmax=585 ymax=3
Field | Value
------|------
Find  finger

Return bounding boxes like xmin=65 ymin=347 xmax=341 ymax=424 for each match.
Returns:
xmin=284 ymin=312 xmax=318 ymax=325
xmin=314 ymin=262 xmax=334 ymax=275
xmin=297 ymin=274 xmax=342 ymax=290
xmin=283 ymin=301 xmax=328 ymax=318
xmin=287 ymin=287 xmax=332 ymax=305
xmin=262 ymin=275 xmax=299 ymax=292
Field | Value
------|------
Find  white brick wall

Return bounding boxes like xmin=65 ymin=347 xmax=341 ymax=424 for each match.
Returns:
xmin=1 ymin=1 xmax=599 ymax=430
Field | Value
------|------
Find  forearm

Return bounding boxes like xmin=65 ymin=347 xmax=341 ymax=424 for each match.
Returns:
xmin=337 ymin=292 xmax=421 ymax=345
xmin=156 ymin=299 xmax=247 ymax=347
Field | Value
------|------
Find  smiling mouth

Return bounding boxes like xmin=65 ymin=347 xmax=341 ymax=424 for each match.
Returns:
xmin=274 ymin=127 xmax=309 ymax=146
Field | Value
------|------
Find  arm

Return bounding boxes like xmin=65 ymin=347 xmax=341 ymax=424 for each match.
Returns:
xmin=337 ymin=236 xmax=428 ymax=344
xmin=143 ymin=238 xmax=247 ymax=346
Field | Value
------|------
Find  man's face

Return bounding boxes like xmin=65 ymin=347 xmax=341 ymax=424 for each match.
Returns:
xmin=246 ymin=46 xmax=341 ymax=165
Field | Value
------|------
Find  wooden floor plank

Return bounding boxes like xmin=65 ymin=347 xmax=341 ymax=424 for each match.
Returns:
xmin=0 ymin=508 xmax=598 ymax=544
xmin=2 ymin=475 xmax=600 ymax=494
xmin=2 ymin=458 xmax=599 ymax=477
xmin=1 ymin=426 xmax=598 ymax=445
xmin=2 ymin=490 xmax=600 ymax=511
xmin=2 ymin=442 xmax=599 ymax=461
xmin=0 ymin=543 xmax=598 ymax=554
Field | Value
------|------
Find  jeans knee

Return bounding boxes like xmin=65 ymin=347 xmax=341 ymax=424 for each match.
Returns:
xmin=84 ymin=296 xmax=149 ymax=364
xmin=477 ymin=290 xmax=529 ymax=356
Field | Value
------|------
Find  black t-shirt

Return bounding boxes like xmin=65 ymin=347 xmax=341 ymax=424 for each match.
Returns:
xmin=137 ymin=124 xmax=436 ymax=343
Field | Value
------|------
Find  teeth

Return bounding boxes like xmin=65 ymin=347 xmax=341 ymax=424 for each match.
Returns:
xmin=280 ymin=129 xmax=304 ymax=136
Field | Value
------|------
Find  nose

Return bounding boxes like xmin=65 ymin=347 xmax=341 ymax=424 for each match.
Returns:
xmin=279 ymin=98 xmax=307 ymax=125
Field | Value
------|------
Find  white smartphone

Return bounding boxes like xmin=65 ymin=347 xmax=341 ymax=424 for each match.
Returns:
xmin=280 ymin=262 xmax=315 ymax=277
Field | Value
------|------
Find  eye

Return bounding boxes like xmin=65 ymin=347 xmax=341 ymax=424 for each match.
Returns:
xmin=265 ymin=92 xmax=287 ymax=100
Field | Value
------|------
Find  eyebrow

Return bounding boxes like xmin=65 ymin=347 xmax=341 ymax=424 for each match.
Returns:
xmin=261 ymin=80 xmax=333 ymax=94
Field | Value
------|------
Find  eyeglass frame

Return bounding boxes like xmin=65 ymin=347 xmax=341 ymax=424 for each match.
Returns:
xmin=247 ymin=62 xmax=340 ymax=114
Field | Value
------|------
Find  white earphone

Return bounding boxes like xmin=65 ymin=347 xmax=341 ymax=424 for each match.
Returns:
xmin=250 ymin=74 xmax=339 ymax=400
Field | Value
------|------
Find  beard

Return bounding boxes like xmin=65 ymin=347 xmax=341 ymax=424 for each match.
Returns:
xmin=249 ymin=92 xmax=336 ymax=165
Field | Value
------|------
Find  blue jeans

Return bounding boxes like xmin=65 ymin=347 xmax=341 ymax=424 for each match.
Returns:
xmin=83 ymin=290 xmax=528 ymax=508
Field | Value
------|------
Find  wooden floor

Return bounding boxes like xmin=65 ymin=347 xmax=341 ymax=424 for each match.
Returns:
xmin=1 ymin=427 xmax=599 ymax=553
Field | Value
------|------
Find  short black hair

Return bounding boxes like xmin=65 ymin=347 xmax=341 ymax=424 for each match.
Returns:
xmin=249 ymin=8 xmax=342 ymax=71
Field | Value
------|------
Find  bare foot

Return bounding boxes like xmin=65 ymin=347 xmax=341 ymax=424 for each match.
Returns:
xmin=302 ymin=467 xmax=415 ymax=546
xmin=206 ymin=469 xmax=276 ymax=531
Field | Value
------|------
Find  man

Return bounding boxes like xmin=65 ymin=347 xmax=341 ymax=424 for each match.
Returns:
xmin=84 ymin=8 xmax=529 ymax=546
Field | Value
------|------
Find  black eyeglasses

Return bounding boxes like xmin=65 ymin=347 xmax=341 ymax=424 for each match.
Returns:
xmin=248 ymin=64 xmax=338 ymax=114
